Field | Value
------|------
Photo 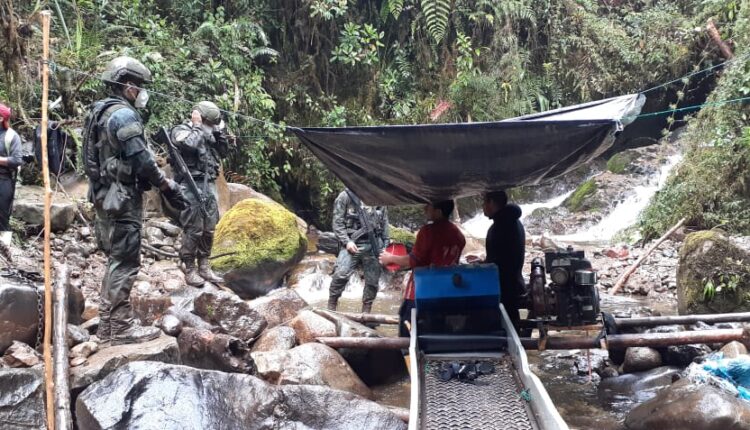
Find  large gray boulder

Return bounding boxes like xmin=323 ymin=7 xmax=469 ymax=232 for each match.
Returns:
xmin=251 ymin=342 xmax=373 ymax=400
xmin=625 ymin=379 xmax=750 ymax=430
xmin=250 ymin=325 xmax=297 ymax=353
xmin=70 ymin=335 xmax=179 ymax=391
xmin=76 ymin=361 xmax=406 ymax=430
xmin=598 ymin=366 xmax=681 ymax=405
xmin=0 ymin=368 xmax=46 ymax=429
xmin=622 ymin=347 xmax=663 ymax=373
xmin=193 ymin=291 xmax=267 ymax=341
xmin=13 ymin=185 xmax=78 ymax=232
xmin=245 ymin=287 xmax=307 ymax=329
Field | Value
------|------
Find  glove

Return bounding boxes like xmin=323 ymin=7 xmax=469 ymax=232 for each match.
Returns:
xmin=21 ymin=154 xmax=35 ymax=163
xmin=161 ymin=179 xmax=189 ymax=211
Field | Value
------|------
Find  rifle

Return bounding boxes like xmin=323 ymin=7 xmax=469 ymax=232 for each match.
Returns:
xmin=153 ymin=126 xmax=209 ymax=219
xmin=345 ymin=189 xmax=382 ymax=260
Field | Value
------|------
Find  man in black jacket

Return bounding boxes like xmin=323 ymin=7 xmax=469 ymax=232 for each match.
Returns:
xmin=483 ymin=190 xmax=526 ymax=332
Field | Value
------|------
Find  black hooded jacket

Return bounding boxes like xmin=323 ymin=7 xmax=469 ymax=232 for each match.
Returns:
xmin=485 ymin=204 xmax=526 ymax=299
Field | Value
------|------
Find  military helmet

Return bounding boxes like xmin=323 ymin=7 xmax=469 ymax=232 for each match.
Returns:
xmin=101 ymin=56 xmax=152 ymax=84
xmin=193 ymin=101 xmax=222 ymax=124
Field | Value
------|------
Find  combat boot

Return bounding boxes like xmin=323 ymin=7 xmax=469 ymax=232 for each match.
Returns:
xmin=111 ymin=321 xmax=161 ymax=346
xmin=327 ymin=297 xmax=338 ymax=311
xmin=198 ymin=258 xmax=224 ymax=283
xmin=95 ymin=317 xmax=111 ymax=343
xmin=361 ymin=302 xmax=373 ymax=314
xmin=183 ymin=260 xmax=205 ymax=287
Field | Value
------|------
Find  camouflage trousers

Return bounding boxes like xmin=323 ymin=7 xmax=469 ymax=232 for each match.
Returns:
xmin=329 ymin=243 xmax=382 ymax=305
xmin=179 ymin=179 xmax=219 ymax=261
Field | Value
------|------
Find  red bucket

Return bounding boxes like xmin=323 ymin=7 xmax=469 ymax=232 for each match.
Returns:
xmin=384 ymin=243 xmax=408 ymax=272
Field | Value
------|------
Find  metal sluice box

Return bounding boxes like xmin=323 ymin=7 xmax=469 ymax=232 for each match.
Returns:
xmin=408 ymin=265 xmax=568 ymax=430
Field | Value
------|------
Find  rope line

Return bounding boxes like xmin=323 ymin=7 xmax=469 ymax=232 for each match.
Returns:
xmin=640 ymin=50 xmax=750 ymax=94
xmin=627 ymin=95 xmax=750 ymax=120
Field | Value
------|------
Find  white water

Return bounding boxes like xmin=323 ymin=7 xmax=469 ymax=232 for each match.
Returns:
xmin=292 ymin=267 xmax=396 ymax=305
xmin=555 ymin=153 xmax=683 ymax=243
xmin=462 ymin=189 xmax=576 ymax=240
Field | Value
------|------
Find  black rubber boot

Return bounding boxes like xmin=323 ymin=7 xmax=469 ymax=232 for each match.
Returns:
xmin=183 ymin=259 xmax=205 ymax=287
xmin=111 ymin=322 xmax=161 ymax=346
xmin=198 ymin=258 xmax=224 ymax=283
xmin=327 ymin=297 xmax=338 ymax=311
xmin=361 ymin=302 xmax=373 ymax=314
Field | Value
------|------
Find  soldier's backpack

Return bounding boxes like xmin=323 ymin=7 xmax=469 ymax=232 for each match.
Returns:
xmin=81 ymin=98 xmax=128 ymax=183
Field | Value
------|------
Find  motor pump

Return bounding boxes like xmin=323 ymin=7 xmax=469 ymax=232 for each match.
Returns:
xmin=527 ymin=246 xmax=600 ymax=327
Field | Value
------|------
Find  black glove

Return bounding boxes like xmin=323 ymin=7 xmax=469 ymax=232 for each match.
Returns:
xmin=21 ymin=154 xmax=36 ymax=163
xmin=161 ymin=179 xmax=189 ymax=211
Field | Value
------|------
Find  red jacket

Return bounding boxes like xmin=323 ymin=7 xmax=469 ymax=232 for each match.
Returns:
xmin=404 ymin=219 xmax=466 ymax=300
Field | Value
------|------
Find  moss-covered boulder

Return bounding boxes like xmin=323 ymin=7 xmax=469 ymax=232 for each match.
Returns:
xmin=607 ymin=151 xmax=636 ymax=174
xmin=212 ymin=198 xmax=307 ymax=300
xmin=677 ymin=230 xmax=750 ymax=315
xmin=563 ymin=179 xmax=600 ymax=212
xmin=389 ymin=226 xmax=416 ymax=248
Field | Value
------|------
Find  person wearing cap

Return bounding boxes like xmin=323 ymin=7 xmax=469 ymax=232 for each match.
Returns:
xmin=379 ymin=200 xmax=465 ymax=337
xmin=170 ymin=101 xmax=229 ymax=286
xmin=82 ymin=56 xmax=188 ymax=345
xmin=0 ymin=103 xmax=26 ymax=235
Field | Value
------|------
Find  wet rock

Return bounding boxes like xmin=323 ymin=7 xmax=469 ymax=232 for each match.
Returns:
xmin=193 ymin=291 xmax=267 ymax=341
xmin=624 ymin=379 xmax=750 ymax=430
xmin=662 ymin=344 xmax=712 ymax=367
xmin=623 ymin=347 xmax=662 ymax=373
xmin=146 ymin=219 xmax=182 ymax=237
xmin=3 ymin=341 xmax=42 ymax=368
xmin=144 ymin=226 xmax=167 ymax=246
xmin=70 ymin=341 xmax=98 ymax=360
xmin=130 ymin=280 xmax=172 ymax=326
xmin=0 ymin=283 xmax=40 ymax=354
xmin=600 ymin=366 xmax=619 ymax=378
xmin=67 ymin=324 xmax=90 ymax=347
xmin=80 ymin=317 xmax=100 ymax=334
xmin=156 ymin=314 xmax=183 ymax=337
xmin=211 ymin=198 xmax=307 ymax=299
xmin=720 ymin=341 xmax=748 ymax=358
xmin=0 ymin=367 xmax=45 ymax=429
xmin=574 ymin=349 xmax=609 ymax=376
xmin=250 ymin=326 xmax=296 ymax=353
xmin=288 ymin=310 xmax=336 ymax=344
xmin=70 ymin=334 xmax=179 ymax=391
xmin=598 ymin=366 xmax=681 ymax=405
xmin=245 ymin=287 xmax=307 ymax=329
xmin=178 ymin=327 xmax=253 ymax=373
xmin=76 ymin=362 xmax=405 ymax=430
xmin=644 ymin=325 xmax=682 ymax=334
xmin=13 ymin=186 xmax=78 ymax=232
xmin=163 ymin=306 xmax=217 ymax=332
xmin=677 ymin=230 xmax=750 ymax=314
xmin=252 ymin=342 xmax=373 ymax=399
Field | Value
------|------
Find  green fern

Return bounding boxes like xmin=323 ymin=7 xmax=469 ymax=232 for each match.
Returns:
xmin=390 ymin=0 xmax=405 ymax=18
xmin=421 ymin=0 xmax=451 ymax=44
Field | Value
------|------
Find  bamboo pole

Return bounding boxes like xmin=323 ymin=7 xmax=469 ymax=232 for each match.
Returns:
xmin=52 ymin=265 xmax=71 ymax=429
xmin=615 ymin=311 xmax=750 ymax=329
xmin=40 ymin=10 xmax=55 ymax=430
xmin=611 ymin=217 xmax=685 ymax=295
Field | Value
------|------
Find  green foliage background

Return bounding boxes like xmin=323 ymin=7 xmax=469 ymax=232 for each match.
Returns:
xmin=0 ymin=0 xmax=740 ymax=230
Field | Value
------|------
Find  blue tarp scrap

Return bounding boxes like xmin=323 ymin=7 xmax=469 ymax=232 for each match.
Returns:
xmin=702 ymin=355 xmax=750 ymax=400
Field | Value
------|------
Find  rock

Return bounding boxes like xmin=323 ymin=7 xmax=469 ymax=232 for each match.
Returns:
xmin=250 ymin=326 xmax=296 ymax=353
xmin=288 ymin=310 xmax=336 ymax=344
xmin=211 ymin=198 xmax=307 ymax=299
xmin=245 ymin=287 xmax=307 ymax=329
xmin=130 ymin=280 xmax=173 ymax=326
xmin=251 ymin=342 xmax=373 ymax=399
xmin=76 ymin=362 xmax=405 ymax=430
xmin=13 ymin=185 xmax=78 ymax=232
xmin=163 ymin=306 xmax=217 ymax=332
xmin=79 ymin=226 xmax=92 ymax=239
xmin=67 ymin=324 xmax=90 ymax=347
xmin=3 ymin=341 xmax=42 ymax=368
xmin=0 ymin=283 xmax=40 ymax=354
xmin=178 ymin=328 xmax=253 ymax=373
xmin=720 ymin=341 xmax=748 ymax=358
xmin=70 ymin=334 xmax=179 ymax=391
xmin=144 ymin=226 xmax=167 ymax=246
xmin=0 ymin=367 xmax=46 ymax=429
xmin=623 ymin=347 xmax=662 ymax=373
xmin=70 ymin=357 xmax=87 ymax=367
xmin=574 ymin=349 xmax=609 ymax=376
xmin=598 ymin=366 xmax=681 ymax=405
xmin=146 ymin=219 xmax=182 ymax=237
xmin=600 ymin=366 xmax=619 ymax=378
xmin=70 ymin=341 xmax=98 ymax=360
xmin=624 ymin=379 xmax=750 ymax=430
xmin=662 ymin=344 xmax=712 ymax=367
xmin=156 ymin=314 xmax=183 ymax=337
xmin=677 ymin=230 xmax=750 ymax=314
xmin=193 ymin=291 xmax=267 ymax=341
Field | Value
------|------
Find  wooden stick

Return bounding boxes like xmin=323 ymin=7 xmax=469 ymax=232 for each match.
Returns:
xmin=707 ymin=18 xmax=734 ymax=59
xmin=52 ymin=265 xmax=72 ymax=429
xmin=615 ymin=311 xmax=750 ymax=328
xmin=611 ymin=217 xmax=685 ymax=295
xmin=333 ymin=311 xmax=400 ymax=325
xmin=40 ymin=10 xmax=55 ymax=430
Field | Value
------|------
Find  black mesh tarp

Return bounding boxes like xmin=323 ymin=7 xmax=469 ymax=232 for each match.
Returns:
xmin=292 ymin=94 xmax=645 ymax=205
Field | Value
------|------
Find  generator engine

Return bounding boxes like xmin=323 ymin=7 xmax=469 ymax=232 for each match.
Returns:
xmin=527 ymin=246 xmax=600 ymax=327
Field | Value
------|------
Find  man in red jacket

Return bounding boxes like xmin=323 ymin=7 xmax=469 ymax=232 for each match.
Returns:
xmin=379 ymin=200 xmax=465 ymax=337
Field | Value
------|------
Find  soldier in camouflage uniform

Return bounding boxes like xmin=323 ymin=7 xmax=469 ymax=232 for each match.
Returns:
xmin=328 ymin=189 xmax=389 ymax=313
xmin=83 ymin=56 xmax=188 ymax=345
xmin=170 ymin=101 xmax=228 ymax=286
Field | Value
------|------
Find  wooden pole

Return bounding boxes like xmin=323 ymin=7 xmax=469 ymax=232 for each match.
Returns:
xmin=40 ymin=10 xmax=55 ymax=430
xmin=333 ymin=311 xmax=400 ymax=325
xmin=707 ymin=18 xmax=734 ymax=59
xmin=606 ymin=328 xmax=747 ymax=349
xmin=615 ymin=311 xmax=750 ymax=329
xmin=52 ymin=265 xmax=71 ymax=430
xmin=611 ymin=217 xmax=685 ymax=295
xmin=317 ymin=337 xmax=410 ymax=350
